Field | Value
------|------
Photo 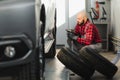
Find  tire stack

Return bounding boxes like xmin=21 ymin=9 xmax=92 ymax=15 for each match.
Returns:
xmin=57 ymin=47 xmax=118 ymax=79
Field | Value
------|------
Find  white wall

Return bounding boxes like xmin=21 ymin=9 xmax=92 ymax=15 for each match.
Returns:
xmin=56 ymin=0 xmax=69 ymax=46
xmin=56 ymin=0 xmax=85 ymax=46
xmin=69 ymin=0 xmax=85 ymax=29
xmin=111 ymin=0 xmax=120 ymax=38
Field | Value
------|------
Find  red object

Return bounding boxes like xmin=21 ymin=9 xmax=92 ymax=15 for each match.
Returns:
xmin=74 ymin=20 xmax=102 ymax=45
xmin=95 ymin=1 xmax=100 ymax=18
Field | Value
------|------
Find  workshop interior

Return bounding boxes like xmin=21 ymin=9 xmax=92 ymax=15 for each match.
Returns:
xmin=0 ymin=0 xmax=120 ymax=80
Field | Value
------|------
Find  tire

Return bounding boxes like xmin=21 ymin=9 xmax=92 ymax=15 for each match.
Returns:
xmin=79 ymin=47 xmax=118 ymax=78
xmin=45 ymin=41 xmax=56 ymax=58
xmin=39 ymin=43 xmax=45 ymax=80
xmin=40 ymin=4 xmax=46 ymax=33
xmin=45 ymin=9 xmax=56 ymax=58
xmin=50 ymin=9 xmax=57 ymax=58
xmin=40 ymin=5 xmax=46 ymax=78
xmin=57 ymin=47 xmax=95 ymax=79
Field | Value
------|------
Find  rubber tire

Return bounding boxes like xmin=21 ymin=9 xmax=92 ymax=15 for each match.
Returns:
xmin=79 ymin=47 xmax=118 ymax=78
xmin=45 ymin=9 xmax=56 ymax=58
xmin=45 ymin=41 xmax=56 ymax=58
xmin=39 ymin=43 xmax=45 ymax=80
xmin=57 ymin=47 xmax=95 ymax=79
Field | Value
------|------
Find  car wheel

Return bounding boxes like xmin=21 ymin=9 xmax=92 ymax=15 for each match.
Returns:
xmin=45 ymin=9 xmax=57 ymax=58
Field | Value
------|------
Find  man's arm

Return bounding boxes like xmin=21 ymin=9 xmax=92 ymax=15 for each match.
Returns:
xmin=76 ymin=25 xmax=94 ymax=45
xmin=74 ymin=24 xmax=80 ymax=35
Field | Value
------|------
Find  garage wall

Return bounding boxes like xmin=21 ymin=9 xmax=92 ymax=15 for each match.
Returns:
xmin=56 ymin=0 xmax=69 ymax=46
xmin=111 ymin=0 xmax=120 ymax=38
xmin=56 ymin=0 xmax=85 ymax=46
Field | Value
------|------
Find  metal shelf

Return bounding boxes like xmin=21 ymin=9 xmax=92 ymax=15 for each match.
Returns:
xmin=86 ymin=0 xmax=110 ymax=51
xmin=94 ymin=21 xmax=108 ymax=24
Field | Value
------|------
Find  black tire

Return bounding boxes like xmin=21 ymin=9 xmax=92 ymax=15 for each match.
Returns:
xmin=79 ymin=47 xmax=118 ymax=78
xmin=45 ymin=41 xmax=56 ymax=58
xmin=45 ymin=9 xmax=56 ymax=58
xmin=50 ymin=8 xmax=57 ymax=58
xmin=40 ymin=4 xmax=46 ymax=32
xmin=57 ymin=47 xmax=95 ymax=79
xmin=39 ymin=42 xmax=45 ymax=80
xmin=40 ymin=5 xmax=46 ymax=78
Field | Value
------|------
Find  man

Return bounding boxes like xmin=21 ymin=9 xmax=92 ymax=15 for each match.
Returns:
xmin=67 ymin=10 xmax=102 ymax=52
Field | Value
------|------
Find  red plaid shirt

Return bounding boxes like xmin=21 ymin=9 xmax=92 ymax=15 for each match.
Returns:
xmin=74 ymin=20 xmax=102 ymax=45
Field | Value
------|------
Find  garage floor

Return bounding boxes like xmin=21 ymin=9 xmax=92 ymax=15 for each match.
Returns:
xmin=45 ymin=49 xmax=120 ymax=80
xmin=0 ymin=49 xmax=120 ymax=80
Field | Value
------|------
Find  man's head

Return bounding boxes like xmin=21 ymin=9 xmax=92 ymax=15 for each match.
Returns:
xmin=77 ymin=10 xmax=88 ymax=25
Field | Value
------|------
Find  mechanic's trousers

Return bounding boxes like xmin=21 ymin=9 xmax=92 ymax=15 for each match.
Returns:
xmin=67 ymin=38 xmax=102 ymax=53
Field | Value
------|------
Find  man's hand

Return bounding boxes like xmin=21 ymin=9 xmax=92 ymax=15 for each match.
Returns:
xmin=66 ymin=29 xmax=74 ymax=33
xmin=68 ymin=33 xmax=78 ymax=40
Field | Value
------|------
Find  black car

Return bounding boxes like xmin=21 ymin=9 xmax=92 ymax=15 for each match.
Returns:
xmin=0 ymin=0 xmax=56 ymax=80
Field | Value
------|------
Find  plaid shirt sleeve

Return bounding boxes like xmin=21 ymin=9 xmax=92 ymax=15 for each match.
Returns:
xmin=76 ymin=25 xmax=94 ymax=45
xmin=74 ymin=24 xmax=80 ymax=35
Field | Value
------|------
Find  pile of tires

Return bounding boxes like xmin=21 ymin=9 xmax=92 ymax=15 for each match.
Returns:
xmin=57 ymin=47 xmax=118 ymax=79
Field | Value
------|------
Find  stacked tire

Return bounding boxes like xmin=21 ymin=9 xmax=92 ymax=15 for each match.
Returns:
xmin=57 ymin=47 xmax=95 ymax=80
xmin=79 ymin=47 xmax=118 ymax=78
xmin=57 ymin=47 xmax=118 ymax=79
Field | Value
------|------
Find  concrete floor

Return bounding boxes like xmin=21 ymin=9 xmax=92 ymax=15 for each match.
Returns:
xmin=45 ymin=49 xmax=120 ymax=80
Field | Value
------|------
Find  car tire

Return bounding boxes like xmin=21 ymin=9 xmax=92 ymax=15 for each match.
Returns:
xmin=45 ymin=41 xmax=56 ymax=58
xmin=57 ymin=47 xmax=95 ymax=79
xmin=45 ymin=9 xmax=56 ymax=58
xmin=79 ymin=47 xmax=118 ymax=78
